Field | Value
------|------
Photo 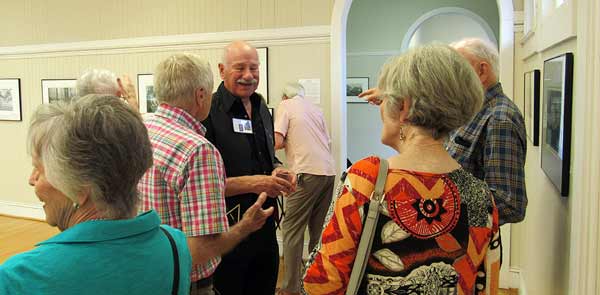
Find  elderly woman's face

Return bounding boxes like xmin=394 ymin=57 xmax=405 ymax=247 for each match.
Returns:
xmin=29 ymin=157 xmax=75 ymax=231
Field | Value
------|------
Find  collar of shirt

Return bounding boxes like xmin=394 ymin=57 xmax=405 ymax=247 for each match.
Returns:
xmin=37 ymin=210 xmax=160 ymax=245
xmin=216 ymin=82 xmax=263 ymax=112
xmin=153 ymin=103 xmax=207 ymax=136
xmin=485 ymin=82 xmax=504 ymax=102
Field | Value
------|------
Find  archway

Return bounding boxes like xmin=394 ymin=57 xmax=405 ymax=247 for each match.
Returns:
xmin=329 ymin=0 xmax=516 ymax=288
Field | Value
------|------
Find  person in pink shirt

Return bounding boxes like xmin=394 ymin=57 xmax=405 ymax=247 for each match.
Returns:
xmin=274 ymin=82 xmax=336 ymax=295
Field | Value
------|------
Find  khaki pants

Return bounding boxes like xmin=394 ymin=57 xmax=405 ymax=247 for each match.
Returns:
xmin=281 ymin=174 xmax=335 ymax=293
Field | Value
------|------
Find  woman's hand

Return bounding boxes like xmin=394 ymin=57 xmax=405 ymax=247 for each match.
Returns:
xmin=358 ymin=88 xmax=383 ymax=105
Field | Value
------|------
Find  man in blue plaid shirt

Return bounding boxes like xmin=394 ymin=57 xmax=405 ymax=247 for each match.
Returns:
xmin=448 ymin=38 xmax=527 ymax=225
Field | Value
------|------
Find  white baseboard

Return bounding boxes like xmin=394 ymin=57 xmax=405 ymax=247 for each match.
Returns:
xmin=519 ymin=270 xmax=528 ymax=295
xmin=0 ymin=201 xmax=45 ymax=220
xmin=507 ymin=267 xmax=521 ymax=289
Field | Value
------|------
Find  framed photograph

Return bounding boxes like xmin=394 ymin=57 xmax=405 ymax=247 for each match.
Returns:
xmin=524 ymin=70 xmax=541 ymax=146
xmin=257 ymin=47 xmax=269 ymax=104
xmin=137 ymin=74 xmax=158 ymax=113
xmin=541 ymin=53 xmax=574 ymax=197
xmin=0 ymin=78 xmax=22 ymax=121
xmin=346 ymin=77 xmax=369 ymax=103
xmin=42 ymin=79 xmax=77 ymax=104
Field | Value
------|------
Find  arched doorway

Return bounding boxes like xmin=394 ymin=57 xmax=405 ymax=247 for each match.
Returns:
xmin=329 ymin=0 xmax=516 ymax=288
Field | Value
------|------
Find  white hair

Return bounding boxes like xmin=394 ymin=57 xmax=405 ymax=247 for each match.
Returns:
xmin=76 ymin=69 xmax=120 ymax=97
xmin=282 ymin=82 xmax=305 ymax=99
xmin=450 ymin=38 xmax=499 ymax=79
xmin=154 ymin=53 xmax=214 ymax=104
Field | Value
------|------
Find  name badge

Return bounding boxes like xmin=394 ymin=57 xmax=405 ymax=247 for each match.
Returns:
xmin=233 ymin=118 xmax=253 ymax=134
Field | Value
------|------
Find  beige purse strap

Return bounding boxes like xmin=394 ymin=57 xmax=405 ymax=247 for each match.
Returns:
xmin=345 ymin=158 xmax=389 ymax=295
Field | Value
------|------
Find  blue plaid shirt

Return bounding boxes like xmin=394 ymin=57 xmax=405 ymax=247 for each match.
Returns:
xmin=447 ymin=83 xmax=527 ymax=225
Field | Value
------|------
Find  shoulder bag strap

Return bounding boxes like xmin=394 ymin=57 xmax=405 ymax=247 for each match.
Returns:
xmin=345 ymin=158 xmax=389 ymax=295
xmin=160 ymin=226 xmax=180 ymax=295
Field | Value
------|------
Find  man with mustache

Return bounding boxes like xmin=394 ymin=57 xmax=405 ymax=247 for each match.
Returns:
xmin=203 ymin=40 xmax=296 ymax=295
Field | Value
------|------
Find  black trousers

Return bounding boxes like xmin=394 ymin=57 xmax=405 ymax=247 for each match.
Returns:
xmin=213 ymin=220 xmax=279 ymax=295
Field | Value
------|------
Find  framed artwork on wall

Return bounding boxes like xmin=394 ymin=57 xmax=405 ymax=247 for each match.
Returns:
xmin=137 ymin=74 xmax=157 ymax=113
xmin=346 ymin=77 xmax=369 ymax=103
xmin=257 ymin=47 xmax=269 ymax=104
xmin=524 ymin=69 xmax=541 ymax=146
xmin=42 ymin=79 xmax=77 ymax=104
xmin=0 ymin=78 xmax=22 ymax=121
xmin=541 ymin=53 xmax=574 ymax=197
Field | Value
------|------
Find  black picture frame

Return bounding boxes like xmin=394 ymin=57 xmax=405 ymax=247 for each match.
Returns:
xmin=257 ymin=47 xmax=269 ymax=104
xmin=524 ymin=69 xmax=541 ymax=146
xmin=0 ymin=78 xmax=22 ymax=121
xmin=541 ymin=53 xmax=574 ymax=197
xmin=137 ymin=74 xmax=157 ymax=113
xmin=41 ymin=79 xmax=77 ymax=104
xmin=346 ymin=77 xmax=369 ymax=103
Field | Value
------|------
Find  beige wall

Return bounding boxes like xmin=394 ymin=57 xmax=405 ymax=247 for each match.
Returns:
xmin=512 ymin=19 xmax=576 ymax=295
xmin=0 ymin=0 xmax=333 ymax=208
xmin=1 ymin=0 xmax=334 ymax=46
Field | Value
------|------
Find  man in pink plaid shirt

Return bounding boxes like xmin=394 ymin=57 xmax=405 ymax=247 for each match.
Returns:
xmin=138 ymin=53 xmax=273 ymax=295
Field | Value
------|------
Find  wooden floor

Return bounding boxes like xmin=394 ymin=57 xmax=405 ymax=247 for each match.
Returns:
xmin=0 ymin=215 xmax=59 ymax=264
xmin=1 ymin=215 xmax=518 ymax=295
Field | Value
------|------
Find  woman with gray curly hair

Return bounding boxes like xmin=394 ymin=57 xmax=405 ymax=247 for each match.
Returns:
xmin=0 ymin=95 xmax=191 ymax=295
xmin=303 ymin=44 xmax=501 ymax=294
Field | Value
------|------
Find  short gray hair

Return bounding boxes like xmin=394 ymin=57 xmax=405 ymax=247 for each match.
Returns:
xmin=378 ymin=44 xmax=483 ymax=139
xmin=76 ymin=69 xmax=119 ymax=97
xmin=27 ymin=94 xmax=153 ymax=219
xmin=282 ymin=82 xmax=305 ymax=99
xmin=154 ymin=53 xmax=214 ymax=104
xmin=450 ymin=38 xmax=499 ymax=79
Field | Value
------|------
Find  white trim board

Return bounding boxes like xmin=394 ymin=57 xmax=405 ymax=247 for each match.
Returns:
xmin=0 ymin=26 xmax=331 ymax=59
xmin=0 ymin=200 xmax=45 ymax=220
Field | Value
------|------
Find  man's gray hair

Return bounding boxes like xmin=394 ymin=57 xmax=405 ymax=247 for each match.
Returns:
xmin=282 ymin=82 xmax=305 ymax=99
xmin=378 ymin=44 xmax=483 ymax=139
xmin=154 ymin=53 xmax=213 ymax=104
xmin=76 ymin=69 xmax=119 ymax=97
xmin=27 ymin=94 xmax=153 ymax=219
xmin=450 ymin=38 xmax=499 ymax=78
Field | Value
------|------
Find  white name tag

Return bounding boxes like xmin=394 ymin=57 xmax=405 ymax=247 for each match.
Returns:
xmin=232 ymin=118 xmax=253 ymax=134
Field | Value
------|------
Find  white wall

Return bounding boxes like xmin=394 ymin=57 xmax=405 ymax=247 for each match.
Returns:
xmin=0 ymin=0 xmax=334 ymax=218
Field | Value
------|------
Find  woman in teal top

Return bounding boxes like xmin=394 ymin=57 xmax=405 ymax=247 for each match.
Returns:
xmin=0 ymin=94 xmax=192 ymax=295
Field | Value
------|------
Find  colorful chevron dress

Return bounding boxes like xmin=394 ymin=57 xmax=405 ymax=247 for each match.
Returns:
xmin=303 ymin=156 xmax=500 ymax=295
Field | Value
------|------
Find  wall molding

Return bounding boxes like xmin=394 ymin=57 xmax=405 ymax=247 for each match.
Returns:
xmin=0 ymin=25 xmax=331 ymax=59
xmin=519 ymin=269 xmax=528 ymax=295
xmin=347 ymin=50 xmax=402 ymax=57
xmin=0 ymin=200 xmax=45 ymax=220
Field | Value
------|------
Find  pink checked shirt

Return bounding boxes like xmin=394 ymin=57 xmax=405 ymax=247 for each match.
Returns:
xmin=138 ymin=104 xmax=229 ymax=282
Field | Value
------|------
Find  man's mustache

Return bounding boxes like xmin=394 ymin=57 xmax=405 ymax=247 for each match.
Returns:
xmin=236 ymin=79 xmax=258 ymax=85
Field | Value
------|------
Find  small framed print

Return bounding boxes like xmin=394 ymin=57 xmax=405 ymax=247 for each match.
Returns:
xmin=346 ymin=77 xmax=369 ymax=103
xmin=137 ymin=74 xmax=158 ymax=113
xmin=523 ymin=70 xmax=541 ymax=146
xmin=0 ymin=78 xmax=22 ymax=121
xmin=42 ymin=79 xmax=77 ymax=104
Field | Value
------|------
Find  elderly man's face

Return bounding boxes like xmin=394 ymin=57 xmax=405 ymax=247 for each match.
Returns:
xmin=219 ymin=47 xmax=260 ymax=100
xmin=29 ymin=157 xmax=75 ymax=231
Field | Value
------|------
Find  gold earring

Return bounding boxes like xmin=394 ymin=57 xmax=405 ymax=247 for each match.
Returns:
xmin=399 ymin=125 xmax=406 ymax=141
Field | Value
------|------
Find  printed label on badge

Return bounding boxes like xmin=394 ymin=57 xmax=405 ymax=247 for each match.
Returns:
xmin=232 ymin=118 xmax=253 ymax=134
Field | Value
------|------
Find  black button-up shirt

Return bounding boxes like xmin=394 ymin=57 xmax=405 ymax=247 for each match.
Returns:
xmin=203 ymin=82 xmax=278 ymax=225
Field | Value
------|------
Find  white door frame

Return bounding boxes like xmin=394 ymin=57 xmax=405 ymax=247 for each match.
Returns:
xmin=329 ymin=0 xmax=517 ymax=288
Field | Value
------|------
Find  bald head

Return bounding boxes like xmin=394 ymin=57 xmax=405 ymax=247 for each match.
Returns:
xmin=219 ymin=40 xmax=260 ymax=100
xmin=451 ymin=38 xmax=499 ymax=90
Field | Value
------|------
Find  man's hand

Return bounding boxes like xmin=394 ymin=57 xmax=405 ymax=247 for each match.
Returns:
xmin=272 ymin=167 xmax=297 ymax=192
xmin=358 ymin=88 xmax=383 ymax=105
xmin=117 ymin=75 xmax=139 ymax=110
xmin=250 ymin=174 xmax=294 ymax=197
xmin=238 ymin=193 xmax=274 ymax=233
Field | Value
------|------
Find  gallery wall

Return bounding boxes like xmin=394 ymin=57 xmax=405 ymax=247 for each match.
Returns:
xmin=0 ymin=0 xmax=334 ymax=217
xmin=511 ymin=0 xmax=577 ymax=293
